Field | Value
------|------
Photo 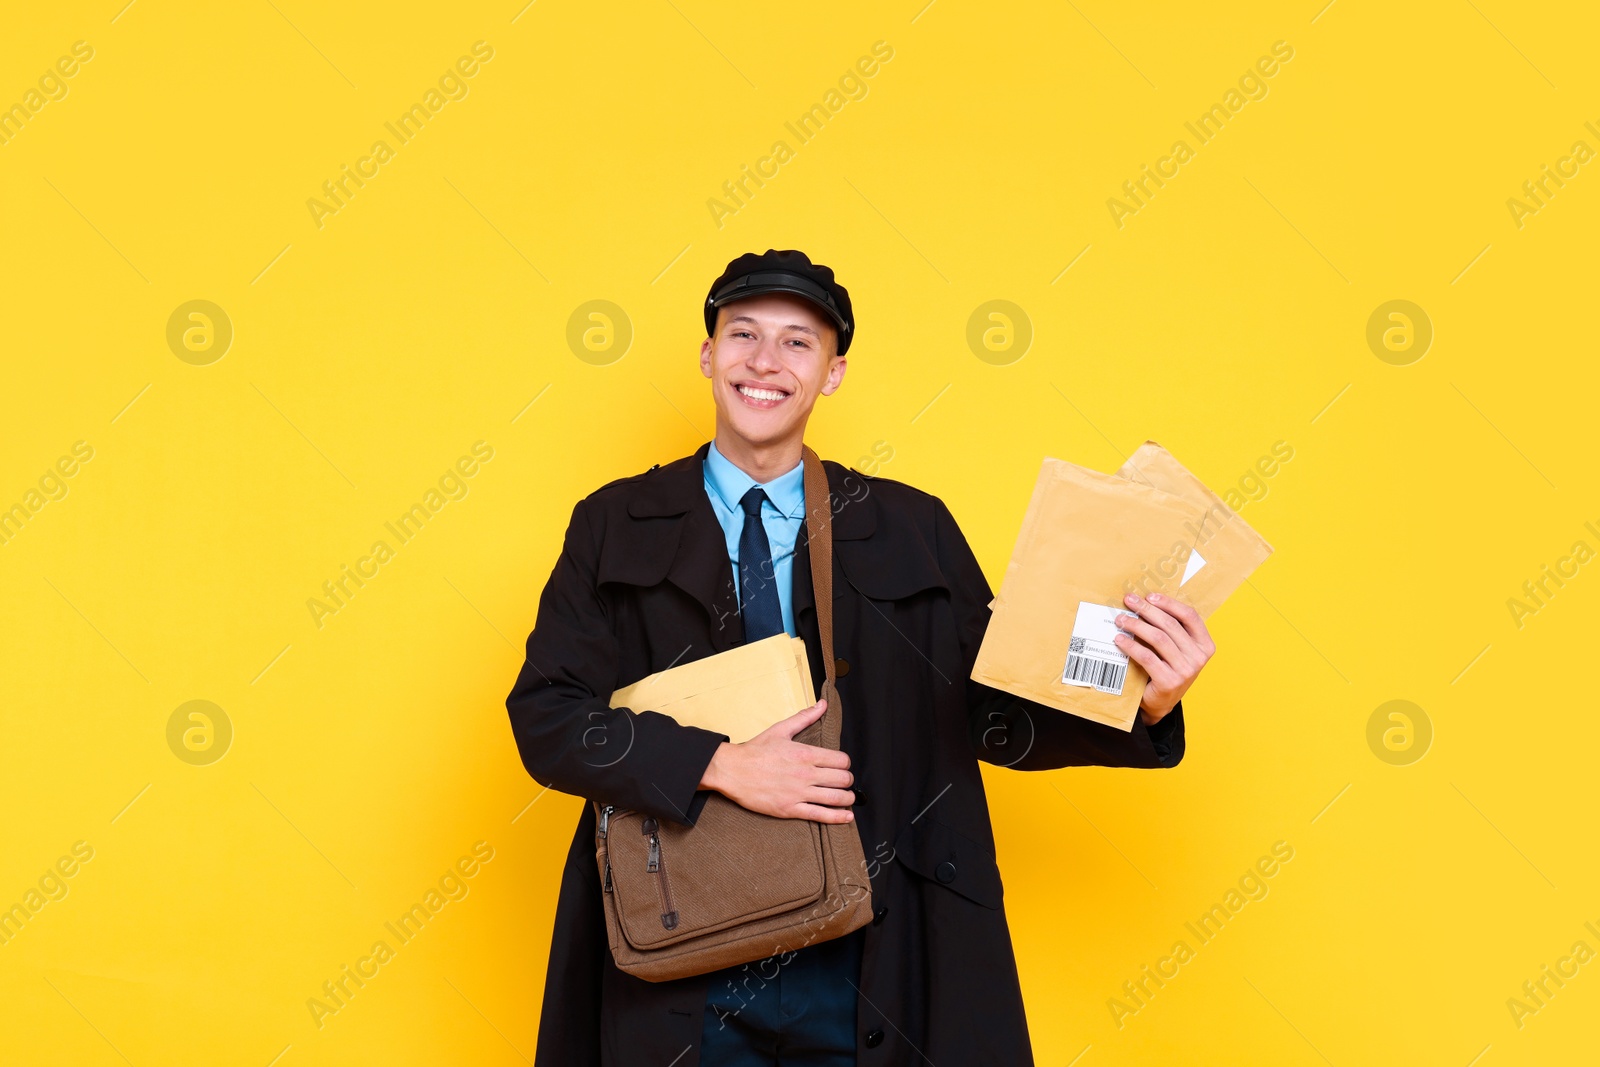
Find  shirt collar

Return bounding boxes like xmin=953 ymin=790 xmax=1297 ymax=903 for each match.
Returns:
xmin=703 ymin=439 xmax=806 ymax=519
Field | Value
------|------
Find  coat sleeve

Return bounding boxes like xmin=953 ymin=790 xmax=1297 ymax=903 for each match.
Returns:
xmin=506 ymin=496 xmax=730 ymax=826
xmin=930 ymin=495 xmax=1186 ymax=771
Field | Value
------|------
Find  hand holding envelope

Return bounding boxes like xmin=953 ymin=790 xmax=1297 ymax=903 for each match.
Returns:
xmin=609 ymin=634 xmax=856 ymax=823
xmin=972 ymin=442 xmax=1273 ymax=731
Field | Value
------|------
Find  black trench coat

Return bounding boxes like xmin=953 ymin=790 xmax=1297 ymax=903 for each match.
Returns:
xmin=506 ymin=442 xmax=1184 ymax=1066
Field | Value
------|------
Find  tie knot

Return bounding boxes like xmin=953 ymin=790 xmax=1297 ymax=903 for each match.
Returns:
xmin=739 ymin=486 xmax=768 ymax=518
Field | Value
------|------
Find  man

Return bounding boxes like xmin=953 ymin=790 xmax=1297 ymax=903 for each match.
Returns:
xmin=506 ymin=249 xmax=1214 ymax=1065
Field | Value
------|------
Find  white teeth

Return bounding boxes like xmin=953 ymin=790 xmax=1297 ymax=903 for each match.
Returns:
xmin=738 ymin=385 xmax=787 ymax=402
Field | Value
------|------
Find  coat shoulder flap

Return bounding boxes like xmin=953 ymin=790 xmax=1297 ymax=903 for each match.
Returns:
xmin=833 ymin=473 xmax=951 ymax=602
xmin=580 ymin=462 xmax=690 ymax=589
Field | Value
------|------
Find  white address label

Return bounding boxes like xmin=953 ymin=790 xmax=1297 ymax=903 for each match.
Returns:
xmin=1061 ymin=601 xmax=1129 ymax=695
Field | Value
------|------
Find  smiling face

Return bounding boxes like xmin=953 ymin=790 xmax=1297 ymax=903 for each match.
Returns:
xmin=699 ymin=291 xmax=846 ymax=459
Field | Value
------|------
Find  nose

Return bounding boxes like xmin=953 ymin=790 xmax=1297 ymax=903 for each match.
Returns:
xmin=747 ymin=337 xmax=783 ymax=372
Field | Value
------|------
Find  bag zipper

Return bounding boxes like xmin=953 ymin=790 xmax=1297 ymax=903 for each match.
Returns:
xmin=640 ymin=817 xmax=679 ymax=930
xmin=599 ymin=805 xmax=614 ymax=893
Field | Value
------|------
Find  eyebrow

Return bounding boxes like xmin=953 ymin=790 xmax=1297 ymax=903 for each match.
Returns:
xmin=725 ymin=314 xmax=819 ymax=339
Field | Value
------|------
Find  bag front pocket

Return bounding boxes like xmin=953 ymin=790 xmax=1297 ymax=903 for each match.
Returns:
xmin=602 ymin=795 xmax=829 ymax=951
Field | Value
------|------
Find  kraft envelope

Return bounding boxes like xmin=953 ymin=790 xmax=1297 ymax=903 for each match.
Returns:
xmin=971 ymin=457 xmax=1207 ymax=732
xmin=1115 ymin=441 xmax=1274 ymax=619
xmin=610 ymin=634 xmax=815 ymax=744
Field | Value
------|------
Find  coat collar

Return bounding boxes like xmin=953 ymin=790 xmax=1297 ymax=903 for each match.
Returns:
xmin=622 ymin=442 xmax=875 ymax=651
xmin=626 ymin=441 xmax=876 ymax=541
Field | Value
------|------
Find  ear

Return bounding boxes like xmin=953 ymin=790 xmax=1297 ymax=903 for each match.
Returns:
xmin=820 ymin=355 xmax=847 ymax=396
xmin=699 ymin=336 xmax=714 ymax=378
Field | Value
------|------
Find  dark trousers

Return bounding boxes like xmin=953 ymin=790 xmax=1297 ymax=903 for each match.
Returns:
xmin=699 ymin=929 xmax=865 ymax=1066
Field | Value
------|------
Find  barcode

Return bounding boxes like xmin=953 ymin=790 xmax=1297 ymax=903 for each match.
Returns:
xmin=1064 ymin=653 xmax=1127 ymax=694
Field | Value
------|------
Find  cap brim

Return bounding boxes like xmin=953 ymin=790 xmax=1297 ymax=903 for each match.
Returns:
xmin=709 ymin=281 xmax=849 ymax=334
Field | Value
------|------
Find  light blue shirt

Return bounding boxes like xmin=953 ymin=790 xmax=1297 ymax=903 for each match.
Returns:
xmin=702 ymin=440 xmax=807 ymax=638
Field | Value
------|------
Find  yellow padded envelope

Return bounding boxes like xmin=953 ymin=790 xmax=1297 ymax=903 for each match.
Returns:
xmin=972 ymin=457 xmax=1207 ymax=732
xmin=609 ymin=634 xmax=816 ymax=744
xmin=974 ymin=448 xmax=1274 ymax=731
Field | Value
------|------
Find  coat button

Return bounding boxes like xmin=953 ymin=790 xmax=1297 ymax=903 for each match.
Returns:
xmin=834 ymin=658 xmax=850 ymax=677
xmin=873 ymin=905 xmax=889 ymax=925
xmin=853 ymin=787 xmax=867 ymax=808
xmin=864 ymin=1028 xmax=884 ymax=1048
xmin=935 ymin=861 xmax=957 ymax=884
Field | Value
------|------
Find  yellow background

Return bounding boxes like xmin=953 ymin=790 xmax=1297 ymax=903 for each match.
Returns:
xmin=3 ymin=1 xmax=1597 ymax=1063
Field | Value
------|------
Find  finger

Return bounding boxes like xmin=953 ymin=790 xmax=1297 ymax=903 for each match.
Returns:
xmin=805 ymin=786 xmax=856 ymax=807
xmin=1115 ymin=610 xmax=1183 ymax=664
xmin=807 ymin=746 xmax=852 ymax=771
xmin=1115 ymin=632 xmax=1177 ymax=687
xmin=1149 ymin=593 xmax=1212 ymax=650
xmin=811 ymin=767 xmax=854 ymax=789
xmin=1123 ymin=595 xmax=1195 ymax=659
xmin=768 ymin=700 xmax=826 ymax=739
xmin=793 ymin=803 xmax=855 ymax=824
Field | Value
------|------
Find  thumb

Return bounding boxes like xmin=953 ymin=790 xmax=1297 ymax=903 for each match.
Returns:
xmin=768 ymin=699 xmax=826 ymax=739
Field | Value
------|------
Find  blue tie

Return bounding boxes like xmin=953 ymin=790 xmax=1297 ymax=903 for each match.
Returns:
xmin=737 ymin=487 xmax=784 ymax=641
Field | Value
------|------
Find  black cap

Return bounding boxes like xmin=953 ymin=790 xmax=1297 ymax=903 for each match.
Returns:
xmin=704 ymin=249 xmax=854 ymax=355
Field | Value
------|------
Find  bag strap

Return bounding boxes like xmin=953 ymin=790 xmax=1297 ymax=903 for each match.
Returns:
xmin=800 ymin=445 xmax=843 ymax=751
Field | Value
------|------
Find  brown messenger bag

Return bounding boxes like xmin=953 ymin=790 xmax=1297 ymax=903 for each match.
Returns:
xmin=592 ymin=445 xmax=874 ymax=982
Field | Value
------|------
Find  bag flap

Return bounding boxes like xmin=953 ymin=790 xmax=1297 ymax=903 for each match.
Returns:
xmin=606 ymin=799 xmax=827 ymax=950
